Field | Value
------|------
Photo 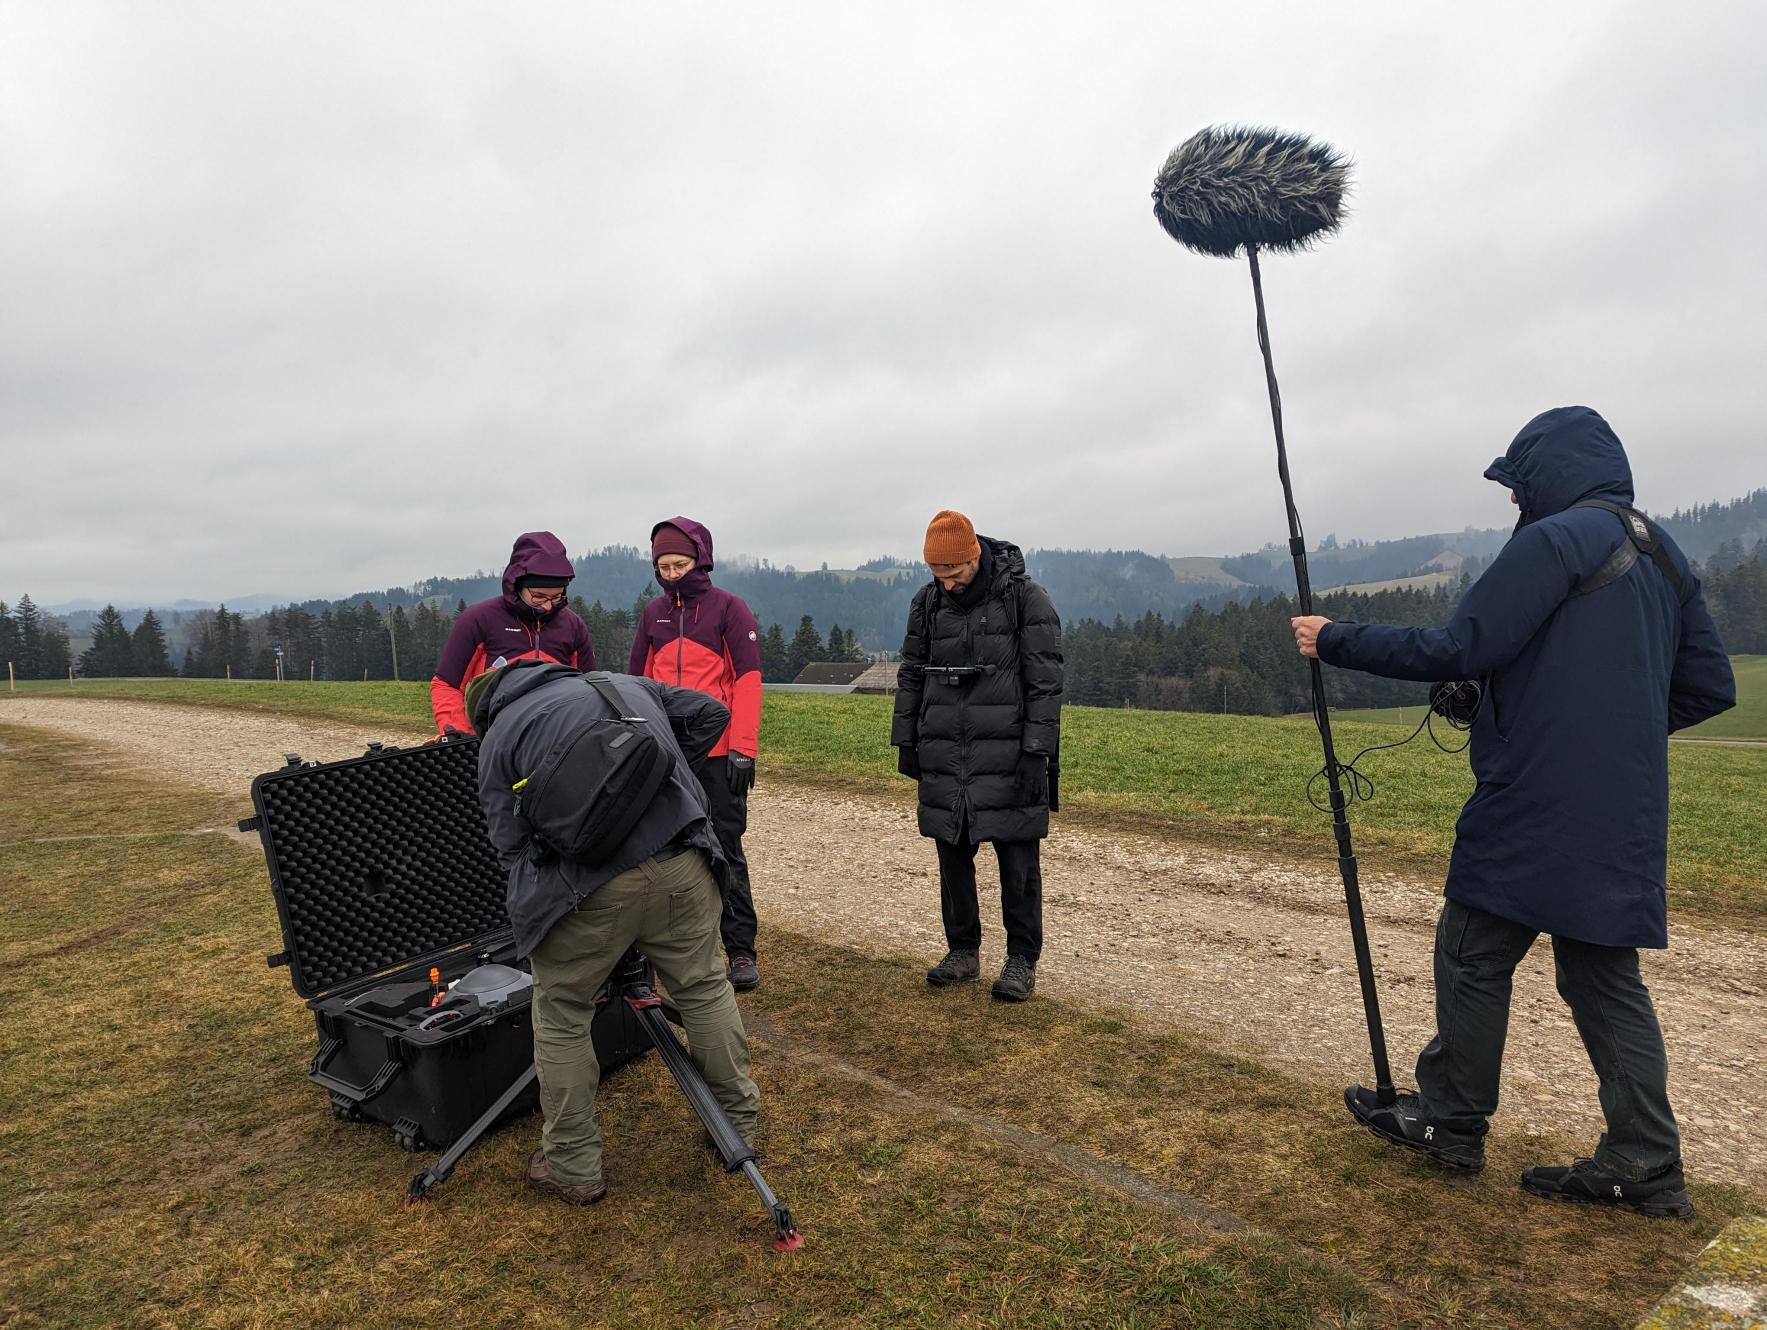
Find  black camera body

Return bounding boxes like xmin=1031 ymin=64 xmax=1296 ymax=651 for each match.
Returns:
xmin=925 ymin=665 xmax=989 ymax=686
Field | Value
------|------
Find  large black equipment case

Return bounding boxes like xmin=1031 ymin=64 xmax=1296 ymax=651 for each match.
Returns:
xmin=246 ymin=736 xmax=649 ymax=1152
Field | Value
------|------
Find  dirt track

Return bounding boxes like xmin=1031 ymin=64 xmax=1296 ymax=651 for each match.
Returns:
xmin=6 ymin=695 xmax=1764 ymax=1188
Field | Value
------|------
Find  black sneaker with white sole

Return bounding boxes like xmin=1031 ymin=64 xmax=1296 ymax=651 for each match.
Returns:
xmin=1520 ymin=1158 xmax=1694 ymax=1219
xmin=1343 ymin=1085 xmax=1485 ymax=1172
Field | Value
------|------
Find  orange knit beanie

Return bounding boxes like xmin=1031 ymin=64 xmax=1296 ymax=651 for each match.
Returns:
xmin=924 ymin=510 xmax=981 ymax=565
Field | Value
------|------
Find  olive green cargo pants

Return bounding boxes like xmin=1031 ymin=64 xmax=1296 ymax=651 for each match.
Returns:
xmin=527 ymin=848 xmax=760 ymax=1187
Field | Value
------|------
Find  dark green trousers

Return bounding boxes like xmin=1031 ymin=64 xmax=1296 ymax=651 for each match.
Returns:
xmin=528 ymin=848 xmax=760 ymax=1186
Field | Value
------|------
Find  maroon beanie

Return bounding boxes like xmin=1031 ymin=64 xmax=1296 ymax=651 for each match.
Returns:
xmin=652 ymin=525 xmax=697 ymax=562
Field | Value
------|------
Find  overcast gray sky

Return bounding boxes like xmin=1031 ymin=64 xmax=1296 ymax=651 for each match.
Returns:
xmin=3 ymin=1 xmax=1763 ymax=606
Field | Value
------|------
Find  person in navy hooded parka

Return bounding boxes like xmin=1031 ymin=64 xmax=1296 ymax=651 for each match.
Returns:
xmin=1292 ymin=407 xmax=1733 ymax=1217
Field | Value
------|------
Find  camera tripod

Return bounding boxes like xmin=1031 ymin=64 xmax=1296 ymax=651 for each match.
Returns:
xmin=408 ymin=949 xmax=802 ymax=1251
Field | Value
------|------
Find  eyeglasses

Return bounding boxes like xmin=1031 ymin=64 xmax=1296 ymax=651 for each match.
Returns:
xmin=522 ymin=588 xmax=568 ymax=606
xmin=655 ymin=557 xmax=696 ymax=576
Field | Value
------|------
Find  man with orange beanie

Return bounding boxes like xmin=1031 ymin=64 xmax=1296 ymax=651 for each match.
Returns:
xmin=891 ymin=511 xmax=1063 ymax=1001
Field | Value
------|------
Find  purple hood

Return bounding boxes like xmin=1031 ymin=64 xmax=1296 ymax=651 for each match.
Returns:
xmin=652 ymin=516 xmax=715 ymax=600
xmin=500 ymin=531 xmax=577 ymax=616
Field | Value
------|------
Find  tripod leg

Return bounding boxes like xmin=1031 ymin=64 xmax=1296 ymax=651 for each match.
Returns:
xmin=627 ymin=997 xmax=802 ymax=1249
xmin=407 ymin=1063 xmax=539 ymax=1203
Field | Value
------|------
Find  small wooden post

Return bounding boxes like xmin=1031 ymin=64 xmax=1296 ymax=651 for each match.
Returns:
xmin=68 ymin=666 xmax=75 ymax=685
xmin=226 ymin=664 xmax=232 ymax=682
xmin=7 ymin=661 xmax=14 ymax=691
xmin=309 ymin=661 xmax=315 ymax=683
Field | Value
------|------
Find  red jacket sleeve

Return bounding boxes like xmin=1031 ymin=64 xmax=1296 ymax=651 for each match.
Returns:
xmin=725 ymin=596 xmax=763 ymax=757
xmin=430 ymin=675 xmax=473 ymax=736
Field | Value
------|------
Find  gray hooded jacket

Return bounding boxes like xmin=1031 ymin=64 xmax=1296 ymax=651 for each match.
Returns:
xmin=473 ymin=659 xmax=731 ymax=957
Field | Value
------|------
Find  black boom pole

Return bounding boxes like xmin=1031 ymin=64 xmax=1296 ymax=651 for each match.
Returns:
xmin=1152 ymin=125 xmax=1394 ymax=1104
xmin=1246 ymin=244 xmax=1394 ymax=1104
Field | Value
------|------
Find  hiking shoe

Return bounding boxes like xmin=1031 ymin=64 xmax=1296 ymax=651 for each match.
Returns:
xmin=1520 ymin=1157 xmax=1694 ymax=1219
xmin=990 ymin=955 xmax=1037 ymax=1002
xmin=728 ymin=954 xmax=759 ymax=992
xmin=1343 ymin=1086 xmax=1485 ymax=1172
xmin=926 ymin=948 xmax=980 ymax=987
xmin=525 ymin=1150 xmax=607 ymax=1206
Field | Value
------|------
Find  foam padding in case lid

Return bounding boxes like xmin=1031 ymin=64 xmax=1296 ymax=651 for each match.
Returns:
xmin=252 ymin=739 xmax=510 ymax=998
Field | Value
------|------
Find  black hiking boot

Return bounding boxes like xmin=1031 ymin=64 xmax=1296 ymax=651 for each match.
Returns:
xmin=1344 ymin=1086 xmax=1485 ymax=1172
xmin=926 ymin=948 xmax=980 ymax=987
xmin=1520 ymin=1157 xmax=1694 ymax=1219
xmin=728 ymin=954 xmax=759 ymax=992
xmin=990 ymin=955 xmax=1037 ymax=1002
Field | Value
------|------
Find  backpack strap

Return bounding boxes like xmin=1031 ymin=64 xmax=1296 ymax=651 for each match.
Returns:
xmin=583 ymin=672 xmax=645 ymax=721
xmin=1569 ymin=499 xmax=1685 ymax=601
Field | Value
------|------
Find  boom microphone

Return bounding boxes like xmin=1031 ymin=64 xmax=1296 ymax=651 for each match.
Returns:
xmin=1149 ymin=124 xmax=1397 ymax=1106
xmin=1151 ymin=125 xmax=1350 ymax=258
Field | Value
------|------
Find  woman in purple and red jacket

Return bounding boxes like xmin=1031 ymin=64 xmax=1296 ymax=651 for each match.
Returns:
xmin=430 ymin=531 xmax=595 ymax=736
xmin=628 ymin=517 xmax=765 ymax=991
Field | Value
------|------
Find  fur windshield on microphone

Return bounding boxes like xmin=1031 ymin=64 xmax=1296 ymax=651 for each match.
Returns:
xmin=1151 ymin=125 xmax=1351 ymax=258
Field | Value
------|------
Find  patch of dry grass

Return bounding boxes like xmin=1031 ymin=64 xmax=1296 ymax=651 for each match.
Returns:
xmin=1 ymin=726 xmax=1753 ymax=1329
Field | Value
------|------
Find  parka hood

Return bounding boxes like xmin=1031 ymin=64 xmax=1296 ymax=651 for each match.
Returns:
xmin=1484 ymin=407 xmax=1634 ymax=527
xmin=651 ymin=517 xmax=715 ymax=601
xmin=500 ymin=531 xmax=577 ymax=615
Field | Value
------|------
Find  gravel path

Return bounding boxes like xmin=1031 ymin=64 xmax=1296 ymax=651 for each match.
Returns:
xmin=7 ymin=695 xmax=1764 ymax=1188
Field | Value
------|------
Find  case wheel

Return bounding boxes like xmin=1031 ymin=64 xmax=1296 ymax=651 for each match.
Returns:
xmin=392 ymin=1117 xmax=426 ymax=1152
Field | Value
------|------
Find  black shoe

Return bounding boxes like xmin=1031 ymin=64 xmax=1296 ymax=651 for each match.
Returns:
xmin=728 ymin=954 xmax=759 ymax=991
xmin=926 ymin=948 xmax=980 ymax=986
xmin=1520 ymin=1157 xmax=1694 ymax=1219
xmin=1343 ymin=1085 xmax=1485 ymax=1172
xmin=990 ymin=955 xmax=1037 ymax=1002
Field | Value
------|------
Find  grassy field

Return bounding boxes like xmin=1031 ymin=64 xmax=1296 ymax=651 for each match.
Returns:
xmin=2 ymin=722 xmax=1758 ymax=1329
xmin=1344 ymin=655 xmax=1766 ymax=741
xmin=9 ymin=677 xmax=1763 ymax=929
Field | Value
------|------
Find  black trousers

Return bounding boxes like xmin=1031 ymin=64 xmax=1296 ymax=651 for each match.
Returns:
xmin=702 ymin=756 xmax=757 ymax=958
xmin=934 ymin=834 xmax=1042 ymax=963
xmin=1417 ymin=899 xmax=1681 ymax=1179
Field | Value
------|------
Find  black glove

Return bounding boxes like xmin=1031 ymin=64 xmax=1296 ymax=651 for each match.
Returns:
xmin=727 ymin=753 xmax=756 ymax=795
xmin=896 ymin=746 xmax=921 ymax=780
xmin=1016 ymin=751 xmax=1048 ymax=805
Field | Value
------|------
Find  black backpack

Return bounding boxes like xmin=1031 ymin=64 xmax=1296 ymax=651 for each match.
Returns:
xmin=513 ymin=675 xmax=675 ymax=864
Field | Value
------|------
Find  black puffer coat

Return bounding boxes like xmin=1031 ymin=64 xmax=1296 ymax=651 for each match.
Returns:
xmin=891 ymin=537 xmax=1063 ymax=843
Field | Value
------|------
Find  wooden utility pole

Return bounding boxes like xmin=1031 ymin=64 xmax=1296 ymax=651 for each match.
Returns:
xmin=388 ymin=609 xmax=401 ymax=682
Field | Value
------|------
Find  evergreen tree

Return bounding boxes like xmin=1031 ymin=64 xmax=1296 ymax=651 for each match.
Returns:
xmin=358 ymin=601 xmax=394 ymax=680
xmin=78 ymin=605 xmax=134 ymax=677
xmin=759 ymin=623 xmax=789 ymax=681
xmin=0 ymin=601 xmax=18 ymax=673
xmin=130 ymin=610 xmax=173 ymax=676
xmin=785 ymin=615 xmax=823 ymax=681
xmin=14 ymin=595 xmax=44 ymax=678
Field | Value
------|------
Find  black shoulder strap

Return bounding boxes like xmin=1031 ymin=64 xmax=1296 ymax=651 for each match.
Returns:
xmin=1569 ymin=500 xmax=1684 ymax=601
xmin=583 ymin=673 xmax=642 ymax=720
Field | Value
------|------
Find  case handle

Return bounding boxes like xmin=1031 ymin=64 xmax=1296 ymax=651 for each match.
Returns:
xmin=307 ymin=1035 xmax=405 ymax=1104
